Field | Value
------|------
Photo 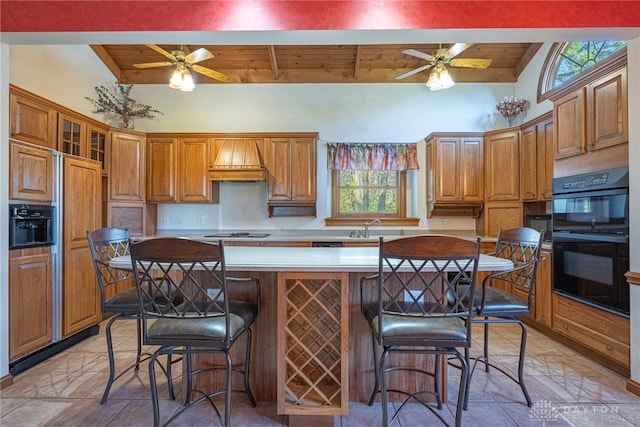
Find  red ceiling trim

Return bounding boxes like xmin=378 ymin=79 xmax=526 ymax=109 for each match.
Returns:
xmin=1 ymin=1 xmax=639 ymax=32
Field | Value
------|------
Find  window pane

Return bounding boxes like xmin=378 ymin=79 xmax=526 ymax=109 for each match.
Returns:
xmin=552 ymin=41 xmax=627 ymax=88
xmin=337 ymin=170 xmax=399 ymax=215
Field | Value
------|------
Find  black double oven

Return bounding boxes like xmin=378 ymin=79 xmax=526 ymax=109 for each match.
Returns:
xmin=552 ymin=167 xmax=630 ymax=316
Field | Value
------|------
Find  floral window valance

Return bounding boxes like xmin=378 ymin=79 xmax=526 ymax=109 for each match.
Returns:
xmin=327 ymin=143 xmax=419 ymax=171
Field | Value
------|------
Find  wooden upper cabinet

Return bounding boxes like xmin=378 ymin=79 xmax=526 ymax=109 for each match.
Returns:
xmin=520 ymin=113 xmax=553 ymax=201
xmin=59 ymin=113 xmax=86 ymax=158
xmin=146 ymin=138 xmax=177 ymax=202
xmin=553 ymin=88 xmax=586 ymax=159
xmin=425 ymin=134 xmax=484 ymax=203
xmin=553 ymin=66 xmax=627 ymax=160
xmin=484 ymin=129 xmax=520 ymax=201
xmin=9 ymin=88 xmax=58 ymax=149
xmin=589 ymin=67 xmax=627 ymax=151
xmin=146 ymin=137 xmax=212 ymax=203
xmin=10 ymin=141 xmax=54 ymax=202
xmin=110 ymin=131 xmax=145 ymax=201
xmin=178 ymin=138 xmax=212 ymax=203
xmin=267 ymin=138 xmax=292 ymax=200
xmin=267 ymin=136 xmax=316 ymax=202
xmin=87 ymin=124 xmax=109 ymax=174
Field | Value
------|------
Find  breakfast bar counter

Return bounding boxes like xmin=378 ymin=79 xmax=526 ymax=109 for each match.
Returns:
xmin=111 ymin=244 xmax=512 ymax=424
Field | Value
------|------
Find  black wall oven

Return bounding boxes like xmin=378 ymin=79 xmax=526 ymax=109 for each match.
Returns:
xmin=9 ymin=204 xmax=55 ymax=250
xmin=552 ymin=167 xmax=629 ymax=315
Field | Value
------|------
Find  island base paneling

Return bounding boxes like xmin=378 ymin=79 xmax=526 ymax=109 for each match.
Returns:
xmin=190 ymin=270 xmax=442 ymax=411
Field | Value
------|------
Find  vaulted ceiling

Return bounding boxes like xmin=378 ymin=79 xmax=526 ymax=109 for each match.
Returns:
xmin=90 ymin=42 xmax=542 ymax=85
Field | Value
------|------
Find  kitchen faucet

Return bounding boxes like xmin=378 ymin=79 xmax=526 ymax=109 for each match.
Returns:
xmin=363 ymin=218 xmax=381 ymax=238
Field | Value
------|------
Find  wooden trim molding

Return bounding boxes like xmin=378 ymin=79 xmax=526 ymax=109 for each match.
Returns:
xmin=625 ymin=271 xmax=640 ymax=286
xmin=627 ymin=378 xmax=640 ymax=397
xmin=0 ymin=374 xmax=14 ymax=390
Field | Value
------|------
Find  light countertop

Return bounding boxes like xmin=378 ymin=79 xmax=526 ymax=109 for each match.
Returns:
xmin=111 ymin=245 xmax=512 ymax=273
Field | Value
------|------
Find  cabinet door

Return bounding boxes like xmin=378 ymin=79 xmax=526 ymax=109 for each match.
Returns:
xmin=9 ymin=91 xmax=58 ymax=149
xmin=10 ymin=142 xmax=54 ymax=202
xmin=459 ymin=137 xmax=483 ymax=201
xmin=110 ymin=131 xmax=145 ymax=201
xmin=87 ymin=124 xmax=109 ymax=174
xmin=433 ymin=138 xmax=460 ymax=201
xmin=537 ymin=118 xmax=554 ymax=200
xmin=62 ymin=156 xmax=102 ymax=337
xmin=146 ymin=138 xmax=177 ymax=202
xmin=267 ymin=138 xmax=292 ymax=200
xmin=485 ymin=130 xmax=520 ymax=201
xmin=179 ymin=138 xmax=212 ymax=202
xmin=519 ymin=124 xmax=538 ymax=201
xmin=483 ymin=201 xmax=522 ymax=238
xmin=589 ymin=67 xmax=628 ymax=151
xmin=59 ymin=113 xmax=86 ymax=158
xmin=553 ymin=87 xmax=587 ymax=159
xmin=534 ymin=249 xmax=552 ymax=327
xmin=9 ymin=250 xmax=53 ymax=361
xmin=290 ymin=137 xmax=316 ymax=201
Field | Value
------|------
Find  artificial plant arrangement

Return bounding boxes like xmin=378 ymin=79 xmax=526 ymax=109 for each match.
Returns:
xmin=85 ymin=82 xmax=162 ymax=129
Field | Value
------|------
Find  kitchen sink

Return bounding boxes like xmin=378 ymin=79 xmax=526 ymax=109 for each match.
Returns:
xmin=204 ymin=233 xmax=271 ymax=238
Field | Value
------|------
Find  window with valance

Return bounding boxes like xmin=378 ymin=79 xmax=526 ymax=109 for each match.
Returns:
xmin=326 ymin=143 xmax=419 ymax=222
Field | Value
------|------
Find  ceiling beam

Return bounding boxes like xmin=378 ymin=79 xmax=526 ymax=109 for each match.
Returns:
xmin=267 ymin=45 xmax=280 ymax=80
xmin=89 ymin=45 xmax=122 ymax=82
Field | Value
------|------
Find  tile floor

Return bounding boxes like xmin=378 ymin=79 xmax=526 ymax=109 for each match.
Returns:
xmin=1 ymin=320 xmax=640 ymax=426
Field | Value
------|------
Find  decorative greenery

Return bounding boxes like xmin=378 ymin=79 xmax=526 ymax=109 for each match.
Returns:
xmin=85 ymin=82 xmax=162 ymax=129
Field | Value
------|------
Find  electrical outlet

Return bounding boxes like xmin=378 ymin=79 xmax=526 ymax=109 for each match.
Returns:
xmin=297 ymin=217 xmax=303 ymax=225
xmin=162 ymin=215 xmax=169 ymax=225
xmin=197 ymin=215 xmax=205 ymax=224
xmin=404 ymin=290 xmax=423 ymax=303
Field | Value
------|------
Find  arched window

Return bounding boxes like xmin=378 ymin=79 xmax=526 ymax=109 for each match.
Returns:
xmin=538 ymin=41 xmax=627 ymax=102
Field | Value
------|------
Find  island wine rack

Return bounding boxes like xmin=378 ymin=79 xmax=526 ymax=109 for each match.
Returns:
xmin=277 ymin=272 xmax=349 ymax=416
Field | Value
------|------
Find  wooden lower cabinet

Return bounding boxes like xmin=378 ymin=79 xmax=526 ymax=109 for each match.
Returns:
xmin=9 ymin=248 xmax=53 ymax=361
xmin=107 ymin=201 xmax=157 ymax=237
xmin=62 ymin=156 xmax=102 ymax=337
xmin=534 ymin=249 xmax=552 ymax=327
xmin=552 ymin=293 xmax=629 ymax=369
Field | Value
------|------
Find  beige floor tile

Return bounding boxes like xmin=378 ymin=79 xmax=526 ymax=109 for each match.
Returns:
xmin=0 ymin=397 xmax=28 ymax=416
xmin=46 ymin=397 xmax=131 ymax=427
xmin=0 ymin=398 xmax=79 ymax=427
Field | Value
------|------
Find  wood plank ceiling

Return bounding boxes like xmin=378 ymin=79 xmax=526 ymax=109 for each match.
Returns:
xmin=91 ymin=43 xmax=542 ymax=85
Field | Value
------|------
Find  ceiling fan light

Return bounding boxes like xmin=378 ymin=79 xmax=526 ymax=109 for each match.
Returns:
xmin=169 ymin=69 xmax=183 ymax=89
xmin=180 ymin=70 xmax=195 ymax=92
xmin=426 ymin=63 xmax=455 ymax=91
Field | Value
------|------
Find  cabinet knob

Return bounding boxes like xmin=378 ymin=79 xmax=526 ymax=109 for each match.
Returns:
xmin=606 ymin=345 xmax=612 ymax=352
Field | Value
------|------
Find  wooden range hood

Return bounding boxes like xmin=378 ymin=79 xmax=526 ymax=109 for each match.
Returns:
xmin=209 ymin=139 xmax=267 ymax=181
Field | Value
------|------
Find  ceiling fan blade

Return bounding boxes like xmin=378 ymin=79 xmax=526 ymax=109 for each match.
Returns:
xmin=444 ymin=43 xmax=473 ymax=59
xmin=395 ymin=64 xmax=432 ymax=80
xmin=402 ymin=49 xmax=435 ymax=62
xmin=191 ymin=64 xmax=229 ymax=82
xmin=185 ymin=48 xmax=214 ymax=65
xmin=133 ymin=61 xmax=174 ymax=69
xmin=145 ymin=44 xmax=175 ymax=60
xmin=449 ymin=58 xmax=492 ymax=69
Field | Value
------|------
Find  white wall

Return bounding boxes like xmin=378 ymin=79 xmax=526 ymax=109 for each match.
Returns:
xmin=1 ymin=42 xmax=10 ymax=380
xmin=627 ymin=36 xmax=640 ymax=383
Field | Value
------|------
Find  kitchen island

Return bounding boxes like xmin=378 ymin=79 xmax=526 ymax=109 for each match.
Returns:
xmin=111 ymin=244 xmax=512 ymax=424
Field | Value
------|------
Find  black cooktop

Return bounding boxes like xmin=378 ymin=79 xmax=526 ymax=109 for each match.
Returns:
xmin=204 ymin=232 xmax=271 ymax=238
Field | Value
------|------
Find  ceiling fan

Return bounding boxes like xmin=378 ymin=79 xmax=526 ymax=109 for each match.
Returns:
xmin=396 ymin=43 xmax=492 ymax=90
xmin=133 ymin=44 xmax=229 ymax=91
